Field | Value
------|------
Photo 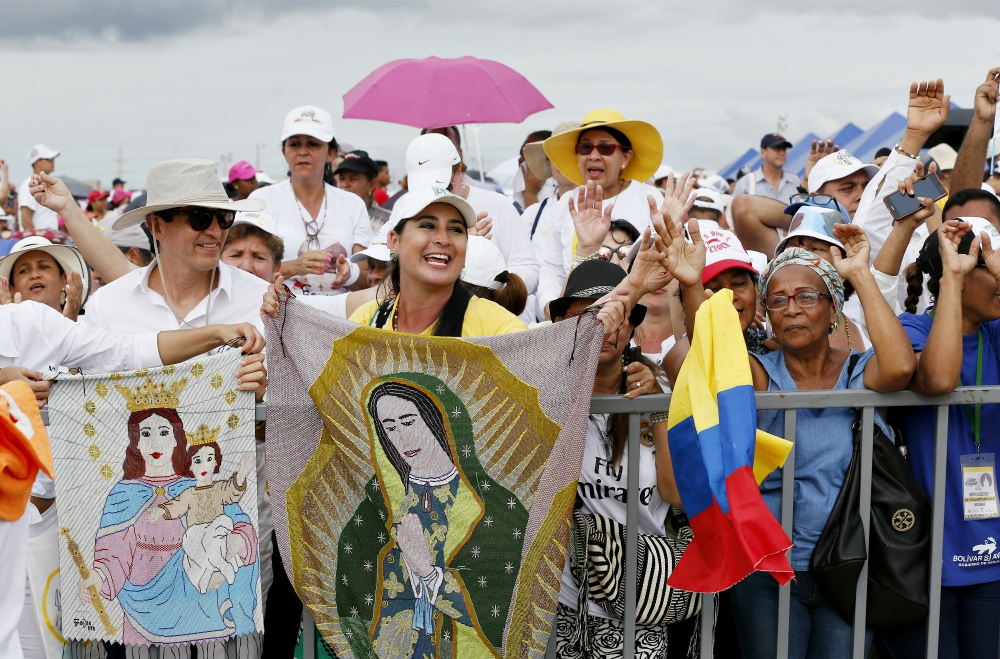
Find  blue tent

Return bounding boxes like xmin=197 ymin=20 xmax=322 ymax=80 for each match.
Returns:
xmin=784 ymin=123 xmax=864 ymax=178
xmin=840 ymin=112 xmax=907 ymax=164
xmin=718 ymin=148 xmax=760 ymax=180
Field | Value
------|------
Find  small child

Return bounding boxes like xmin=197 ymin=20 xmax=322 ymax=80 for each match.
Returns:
xmin=149 ymin=443 xmax=255 ymax=594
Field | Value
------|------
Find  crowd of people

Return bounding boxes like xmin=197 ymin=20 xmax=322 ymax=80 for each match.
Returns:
xmin=2 ymin=66 xmax=1000 ymax=659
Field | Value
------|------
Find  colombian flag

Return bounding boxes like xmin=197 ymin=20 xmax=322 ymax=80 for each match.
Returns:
xmin=667 ymin=290 xmax=794 ymax=592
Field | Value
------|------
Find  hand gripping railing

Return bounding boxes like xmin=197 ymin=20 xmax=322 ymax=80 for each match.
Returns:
xmin=41 ymin=388 xmax=987 ymax=659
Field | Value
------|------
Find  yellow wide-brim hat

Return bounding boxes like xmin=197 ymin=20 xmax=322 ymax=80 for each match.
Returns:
xmin=543 ymin=109 xmax=663 ymax=187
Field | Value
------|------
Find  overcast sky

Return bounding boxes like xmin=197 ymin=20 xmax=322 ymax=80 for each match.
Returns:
xmin=1 ymin=1 xmax=998 ymax=189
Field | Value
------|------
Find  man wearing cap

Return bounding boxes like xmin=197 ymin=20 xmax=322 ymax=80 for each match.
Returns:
xmin=731 ymin=134 xmax=800 ymax=202
xmin=228 ymin=161 xmax=260 ymax=201
xmin=32 ymin=160 xmax=271 ymax=658
xmin=334 ymin=150 xmax=392 ymax=232
xmin=404 ymin=133 xmax=540 ymax=321
xmin=18 ymin=145 xmax=60 ymax=232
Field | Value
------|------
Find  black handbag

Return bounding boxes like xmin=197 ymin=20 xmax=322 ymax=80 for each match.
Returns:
xmin=809 ymin=355 xmax=932 ymax=628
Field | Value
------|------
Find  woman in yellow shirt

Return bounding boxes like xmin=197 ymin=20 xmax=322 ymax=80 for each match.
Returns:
xmin=263 ymin=186 xmax=668 ymax=340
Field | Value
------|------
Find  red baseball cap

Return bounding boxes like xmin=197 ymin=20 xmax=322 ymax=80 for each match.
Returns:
xmin=228 ymin=160 xmax=258 ymax=183
xmin=87 ymin=190 xmax=109 ymax=203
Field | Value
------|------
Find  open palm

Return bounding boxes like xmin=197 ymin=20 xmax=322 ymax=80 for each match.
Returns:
xmin=568 ymin=181 xmax=612 ymax=254
xmin=907 ymin=79 xmax=950 ymax=136
xmin=627 ymin=228 xmax=672 ymax=295
xmin=663 ymin=218 xmax=705 ymax=287
xmin=830 ymin=224 xmax=871 ymax=281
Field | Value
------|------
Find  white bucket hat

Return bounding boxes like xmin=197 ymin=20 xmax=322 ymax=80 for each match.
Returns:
xmin=0 ymin=236 xmax=90 ymax=304
xmin=461 ymin=236 xmax=508 ymax=290
xmin=113 ymin=159 xmax=265 ymax=230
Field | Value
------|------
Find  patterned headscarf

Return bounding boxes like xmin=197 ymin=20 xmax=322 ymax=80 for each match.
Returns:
xmin=757 ymin=247 xmax=845 ymax=332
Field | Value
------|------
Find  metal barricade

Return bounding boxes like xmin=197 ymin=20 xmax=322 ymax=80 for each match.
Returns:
xmin=44 ymin=388 xmax=982 ymax=659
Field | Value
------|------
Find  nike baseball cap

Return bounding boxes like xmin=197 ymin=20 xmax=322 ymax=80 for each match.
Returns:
xmin=405 ymin=133 xmax=461 ymax=192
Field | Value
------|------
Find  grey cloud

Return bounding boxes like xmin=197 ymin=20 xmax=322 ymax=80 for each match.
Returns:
xmin=0 ymin=0 xmax=413 ymax=42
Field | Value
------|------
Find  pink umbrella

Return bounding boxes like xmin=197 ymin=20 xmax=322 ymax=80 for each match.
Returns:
xmin=342 ymin=56 xmax=553 ymax=129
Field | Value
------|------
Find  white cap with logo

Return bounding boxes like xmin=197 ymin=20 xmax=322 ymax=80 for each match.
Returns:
xmin=28 ymin=144 xmax=59 ymax=165
xmin=281 ymin=105 xmax=336 ymax=143
xmin=406 ymin=133 xmax=461 ymax=192
xmin=351 ymin=221 xmax=392 ymax=264
xmin=388 ymin=187 xmax=477 ymax=230
xmin=233 ymin=211 xmax=280 ymax=238
xmin=461 ymin=236 xmax=508 ymax=290
xmin=692 ymin=188 xmax=725 ymax=214
xmin=807 ymin=151 xmax=879 ymax=193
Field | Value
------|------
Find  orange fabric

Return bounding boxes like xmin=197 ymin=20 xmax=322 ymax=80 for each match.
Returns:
xmin=0 ymin=381 xmax=52 ymax=521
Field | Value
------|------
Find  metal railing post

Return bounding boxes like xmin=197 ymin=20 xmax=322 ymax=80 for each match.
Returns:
xmin=925 ymin=404 xmax=950 ymax=658
xmin=302 ymin=608 xmax=316 ymax=659
xmin=699 ymin=593 xmax=715 ymax=659
xmin=776 ymin=410 xmax=797 ymax=659
xmin=850 ymin=407 xmax=875 ymax=658
xmin=622 ymin=412 xmax=641 ymax=659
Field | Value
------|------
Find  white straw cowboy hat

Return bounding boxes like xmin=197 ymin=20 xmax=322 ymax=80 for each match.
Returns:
xmin=113 ymin=158 xmax=265 ymax=230
xmin=0 ymin=236 xmax=91 ymax=305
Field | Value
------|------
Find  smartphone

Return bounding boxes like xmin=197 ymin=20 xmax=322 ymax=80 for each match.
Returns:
xmin=884 ymin=173 xmax=948 ymax=220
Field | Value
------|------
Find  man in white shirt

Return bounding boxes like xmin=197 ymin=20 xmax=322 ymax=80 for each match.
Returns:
xmin=18 ymin=145 xmax=60 ymax=232
xmin=403 ymin=133 xmax=540 ymax=322
xmin=80 ymin=158 xmax=271 ymax=659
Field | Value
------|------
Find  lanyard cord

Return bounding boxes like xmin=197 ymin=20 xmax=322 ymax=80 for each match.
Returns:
xmin=930 ymin=309 xmax=983 ymax=453
xmin=151 ymin=232 xmax=214 ymax=329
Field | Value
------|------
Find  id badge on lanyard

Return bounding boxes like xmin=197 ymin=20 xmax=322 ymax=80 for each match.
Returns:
xmin=959 ymin=330 xmax=999 ymax=520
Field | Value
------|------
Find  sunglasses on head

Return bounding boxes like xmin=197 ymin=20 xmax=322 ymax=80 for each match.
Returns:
xmin=575 ymin=143 xmax=626 ymax=156
xmin=156 ymin=208 xmax=235 ymax=232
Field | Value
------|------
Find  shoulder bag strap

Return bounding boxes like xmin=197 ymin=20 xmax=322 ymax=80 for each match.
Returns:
xmin=530 ymin=197 xmax=549 ymax=239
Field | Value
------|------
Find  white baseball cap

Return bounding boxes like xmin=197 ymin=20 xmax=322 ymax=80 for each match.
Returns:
xmin=461 ymin=236 xmax=508 ymax=290
xmin=233 ymin=211 xmax=280 ymax=238
xmin=960 ymin=216 xmax=1000 ymax=249
xmin=653 ymin=165 xmax=674 ymax=181
xmin=700 ymin=224 xmax=756 ymax=284
xmin=388 ymin=187 xmax=477 ymax=230
xmin=807 ymin=151 xmax=879 ymax=193
xmin=351 ymin=221 xmax=392 ymax=264
xmin=95 ymin=217 xmax=151 ymax=251
xmin=927 ymin=143 xmax=958 ymax=171
xmin=281 ymin=105 xmax=336 ymax=143
xmin=28 ymin=144 xmax=59 ymax=165
xmin=406 ymin=133 xmax=461 ymax=192
xmin=692 ymin=188 xmax=725 ymax=214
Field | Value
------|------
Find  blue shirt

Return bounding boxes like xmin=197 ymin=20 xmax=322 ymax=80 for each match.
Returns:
xmin=754 ymin=349 xmax=891 ymax=570
xmin=898 ymin=311 xmax=1000 ymax=587
xmin=732 ymin=167 xmax=801 ymax=204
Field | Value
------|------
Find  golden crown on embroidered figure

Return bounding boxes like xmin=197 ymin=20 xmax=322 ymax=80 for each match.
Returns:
xmin=186 ymin=423 xmax=221 ymax=447
xmin=114 ymin=378 xmax=188 ymax=412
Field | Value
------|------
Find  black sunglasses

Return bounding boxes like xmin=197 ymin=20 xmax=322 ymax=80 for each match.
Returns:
xmin=156 ymin=208 xmax=235 ymax=232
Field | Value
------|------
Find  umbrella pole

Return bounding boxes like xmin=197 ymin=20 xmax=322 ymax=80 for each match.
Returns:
xmin=474 ymin=125 xmax=485 ymax=184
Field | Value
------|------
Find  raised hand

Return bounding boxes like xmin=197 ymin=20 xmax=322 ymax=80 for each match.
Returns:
xmin=804 ymin=140 xmax=838 ymax=184
xmin=470 ymin=211 xmax=493 ymax=239
xmin=980 ymin=227 xmax=1000 ymax=283
xmin=568 ymin=181 xmax=612 ymax=256
xmin=663 ymin=217 xmax=706 ymax=288
xmin=938 ymin=220 xmax=980 ymax=279
xmin=261 ymin=273 xmax=286 ymax=320
xmin=29 ymin=172 xmax=74 ymax=214
xmin=626 ymin=228 xmax=672 ymax=296
xmin=62 ymin=271 xmax=84 ymax=321
xmin=659 ymin=172 xmax=695 ymax=230
xmin=973 ymin=68 xmax=1000 ymax=124
xmin=830 ymin=224 xmax=872 ymax=282
xmin=907 ymin=79 xmax=951 ymax=137
xmin=0 ymin=277 xmax=10 ymax=305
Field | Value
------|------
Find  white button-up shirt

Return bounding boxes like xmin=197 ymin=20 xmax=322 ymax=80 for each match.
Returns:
xmin=0 ymin=301 xmax=162 ymax=374
xmin=81 ymin=260 xmax=269 ymax=334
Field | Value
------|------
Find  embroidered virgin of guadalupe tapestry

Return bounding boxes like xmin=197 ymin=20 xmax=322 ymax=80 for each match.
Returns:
xmin=46 ymin=350 xmax=262 ymax=646
xmin=264 ymin=299 xmax=603 ymax=659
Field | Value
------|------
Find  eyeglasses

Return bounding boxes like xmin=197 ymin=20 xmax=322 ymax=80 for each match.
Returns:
xmin=157 ymin=208 xmax=236 ymax=232
xmin=790 ymin=193 xmax=837 ymax=207
xmin=575 ymin=143 xmax=626 ymax=156
xmin=597 ymin=243 xmax=633 ymax=262
xmin=763 ymin=291 xmax=832 ymax=311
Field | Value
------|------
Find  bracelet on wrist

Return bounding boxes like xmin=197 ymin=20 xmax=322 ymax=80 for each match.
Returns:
xmin=650 ymin=411 xmax=669 ymax=424
xmin=894 ymin=144 xmax=919 ymax=160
